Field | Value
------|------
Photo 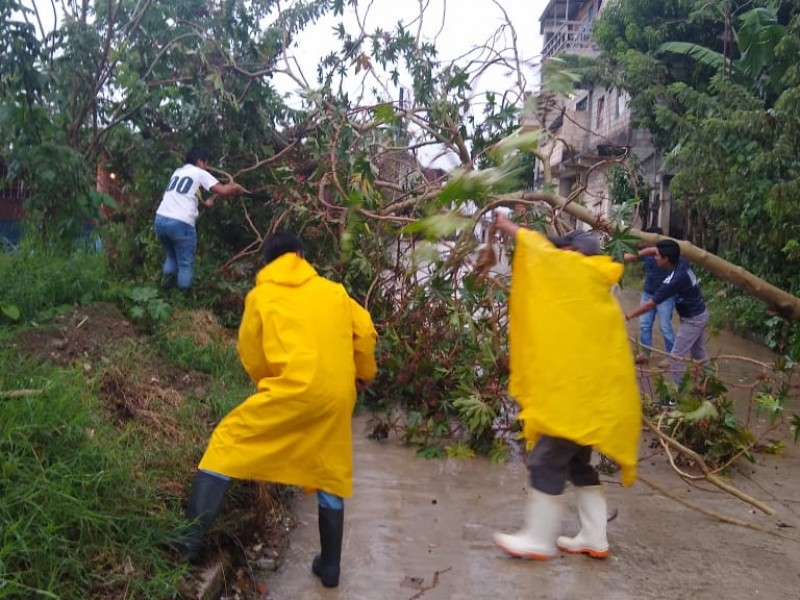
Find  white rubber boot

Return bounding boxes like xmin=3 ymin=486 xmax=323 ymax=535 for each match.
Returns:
xmin=493 ymin=488 xmax=564 ymax=560
xmin=556 ymin=485 xmax=609 ymax=558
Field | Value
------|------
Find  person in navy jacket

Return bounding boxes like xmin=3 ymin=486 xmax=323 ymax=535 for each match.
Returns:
xmin=623 ymin=227 xmax=675 ymax=362
xmin=624 ymin=239 xmax=709 ymax=400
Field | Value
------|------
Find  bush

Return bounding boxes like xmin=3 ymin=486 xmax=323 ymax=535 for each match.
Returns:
xmin=704 ymin=280 xmax=800 ymax=360
xmin=0 ymin=237 xmax=110 ymax=321
xmin=0 ymin=354 xmax=184 ymax=599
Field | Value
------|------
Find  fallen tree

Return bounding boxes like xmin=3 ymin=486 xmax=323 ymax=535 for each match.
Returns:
xmin=487 ymin=190 xmax=800 ymax=321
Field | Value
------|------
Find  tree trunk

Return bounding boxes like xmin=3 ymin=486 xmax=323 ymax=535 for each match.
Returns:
xmin=496 ymin=190 xmax=800 ymax=321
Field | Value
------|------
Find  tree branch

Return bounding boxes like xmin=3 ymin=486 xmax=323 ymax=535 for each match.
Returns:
xmin=489 ymin=190 xmax=800 ymax=320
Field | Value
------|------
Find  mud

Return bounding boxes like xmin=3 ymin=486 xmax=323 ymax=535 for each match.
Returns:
xmin=262 ymin=290 xmax=800 ymax=600
xmin=13 ymin=302 xmax=141 ymax=366
xmin=11 ymin=303 xmax=212 ymax=402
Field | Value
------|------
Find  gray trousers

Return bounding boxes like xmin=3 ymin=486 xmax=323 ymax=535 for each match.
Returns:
xmin=670 ymin=309 xmax=709 ymax=384
xmin=527 ymin=435 xmax=600 ymax=495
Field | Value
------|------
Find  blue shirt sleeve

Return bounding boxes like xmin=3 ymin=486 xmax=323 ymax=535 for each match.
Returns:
xmin=652 ymin=271 xmax=681 ymax=305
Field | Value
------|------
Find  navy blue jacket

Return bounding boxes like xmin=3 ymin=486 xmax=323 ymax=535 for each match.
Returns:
xmin=652 ymin=257 xmax=706 ymax=318
xmin=642 ymin=255 xmax=672 ymax=295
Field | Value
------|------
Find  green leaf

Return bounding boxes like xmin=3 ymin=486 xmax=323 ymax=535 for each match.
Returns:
xmin=206 ymin=72 xmax=224 ymax=92
xmin=147 ymin=300 xmax=172 ymax=323
xmin=402 ymin=212 xmax=471 ymax=239
xmin=755 ymin=392 xmax=784 ymax=424
xmin=657 ymin=42 xmax=725 ymax=71
xmin=681 ymin=400 xmax=718 ymax=422
xmin=445 ymin=442 xmax=475 ymax=459
xmin=452 ymin=393 xmax=496 ymax=436
xmin=488 ymin=438 xmax=510 ymax=464
xmin=791 ymin=415 xmax=800 ymax=444
xmin=448 ymin=70 xmax=471 ymax=92
xmin=435 ymin=165 xmax=518 ymax=208
xmin=781 ymin=239 xmax=799 ymax=259
xmin=129 ymin=287 xmax=159 ymax=303
xmin=489 ymin=129 xmax=542 ymax=163
xmin=1 ymin=302 xmax=21 ymax=321
xmin=541 ymin=57 xmax=581 ymax=96
xmin=373 ymin=103 xmax=397 ymax=125
xmin=417 ymin=444 xmax=445 ymax=459
xmin=435 ymin=168 xmax=485 ymax=206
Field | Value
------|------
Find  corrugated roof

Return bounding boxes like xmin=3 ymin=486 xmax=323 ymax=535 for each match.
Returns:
xmin=539 ymin=0 xmax=587 ymax=23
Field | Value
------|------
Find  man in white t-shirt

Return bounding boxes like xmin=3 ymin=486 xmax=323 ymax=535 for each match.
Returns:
xmin=154 ymin=146 xmax=246 ymax=291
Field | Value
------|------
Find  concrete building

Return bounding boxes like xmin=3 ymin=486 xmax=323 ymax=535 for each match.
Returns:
xmin=530 ymin=0 xmax=674 ymax=233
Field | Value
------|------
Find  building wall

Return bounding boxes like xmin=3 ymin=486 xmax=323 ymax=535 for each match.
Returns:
xmin=533 ymin=0 xmax=672 ymax=233
xmin=540 ymin=0 xmax=606 ymax=60
xmin=588 ymin=88 xmax=631 ymax=146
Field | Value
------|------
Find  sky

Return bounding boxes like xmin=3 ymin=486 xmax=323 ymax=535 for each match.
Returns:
xmin=273 ymin=0 xmax=552 ymax=166
xmin=22 ymin=0 xmax=550 ymax=103
xmin=22 ymin=0 xmax=552 ymax=165
xmin=276 ymin=0 xmax=549 ymax=94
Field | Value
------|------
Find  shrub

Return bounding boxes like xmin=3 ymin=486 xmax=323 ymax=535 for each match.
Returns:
xmin=0 ymin=354 xmax=184 ymax=598
xmin=0 ymin=237 xmax=109 ymax=321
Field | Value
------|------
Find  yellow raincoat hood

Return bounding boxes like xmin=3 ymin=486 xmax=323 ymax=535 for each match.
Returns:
xmin=199 ymin=252 xmax=377 ymax=497
xmin=255 ymin=252 xmax=316 ymax=287
xmin=508 ymin=230 xmax=641 ymax=486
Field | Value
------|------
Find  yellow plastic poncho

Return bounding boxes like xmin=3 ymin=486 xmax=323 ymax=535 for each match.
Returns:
xmin=508 ymin=229 xmax=641 ymax=486
xmin=198 ymin=253 xmax=377 ymax=498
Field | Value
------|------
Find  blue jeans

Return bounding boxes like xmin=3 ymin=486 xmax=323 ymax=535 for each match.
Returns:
xmin=198 ymin=470 xmax=344 ymax=509
xmin=639 ymin=292 xmax=675 ymax=354
xmin=154 ymin=215 xmax=197 ymax=290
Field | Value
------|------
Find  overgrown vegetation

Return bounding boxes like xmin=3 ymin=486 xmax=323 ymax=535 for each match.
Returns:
xmin=366 ymin=268 xmax=515 ymax=462
xmin=0 ymin=238 xmax=109 ymax=320
xmin=647 ymin=365 xmax=800 ymax=469
xmin=590 ymin=0 xmax=800 ymax=355
xmin=0 ymin=357 xmax=182 ymax=599
xmin=0 ymin=243 xmax=285 ymax=599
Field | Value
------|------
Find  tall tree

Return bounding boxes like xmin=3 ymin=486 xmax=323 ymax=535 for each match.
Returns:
xmin=591 ymin=0 xmax=800 ymax=304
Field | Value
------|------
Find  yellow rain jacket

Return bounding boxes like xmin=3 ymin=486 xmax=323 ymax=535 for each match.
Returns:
xmin=508 ymin=229 xmax=641 ymax=486
xmin=198 ymin=253 xmax=377 ymax=498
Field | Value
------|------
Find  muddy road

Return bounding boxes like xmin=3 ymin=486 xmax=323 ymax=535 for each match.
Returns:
xmin=262 ymin=291 xmax=800 ymax=600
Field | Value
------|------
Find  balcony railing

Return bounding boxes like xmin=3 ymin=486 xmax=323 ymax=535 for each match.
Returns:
xmin=542 ymin=20 xmax=597 ymax=59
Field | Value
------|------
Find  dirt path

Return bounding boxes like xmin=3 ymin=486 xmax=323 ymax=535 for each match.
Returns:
xmin=262 ymin=291 xmax=800 ymax=600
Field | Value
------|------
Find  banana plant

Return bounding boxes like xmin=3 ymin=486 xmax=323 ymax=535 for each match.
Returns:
xmin=658 ymin=4 xmax=795 ymax=99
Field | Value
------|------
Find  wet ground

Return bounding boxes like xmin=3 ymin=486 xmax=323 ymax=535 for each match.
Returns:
xmin=262 ymin=290 xmax=800 ymax=600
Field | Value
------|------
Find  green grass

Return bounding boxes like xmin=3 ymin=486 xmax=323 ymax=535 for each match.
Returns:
xmin=155 ymin=329 xmax=253 ymax=423
xmin=619 ymin=260 xmax=644 ymax=291
xmin=0 ymin=352 xmax=186 ymax=599
xmin=158 ymin=333 xmax=243 ymax=380
xmin=0 ymin=239 xmax=111 ymax=322
xmin=0 ymin=240 xmax=260 ymax=598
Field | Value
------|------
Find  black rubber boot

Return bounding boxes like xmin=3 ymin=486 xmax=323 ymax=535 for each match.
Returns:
xmin=172 ymin=471 xmax=231 ymax=564
xmin=311 ymin=506 xmax=344 ymax=588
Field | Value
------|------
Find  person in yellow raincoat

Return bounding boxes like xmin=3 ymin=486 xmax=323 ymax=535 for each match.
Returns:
xmin=491 ymin=212 xmax=640 ymax=561
xmin=173 ymin=231 xmax=377 ymax=588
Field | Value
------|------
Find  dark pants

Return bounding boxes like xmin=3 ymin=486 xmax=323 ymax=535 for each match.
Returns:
xmin=527 ymin=435 xmax=600 ymax=495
